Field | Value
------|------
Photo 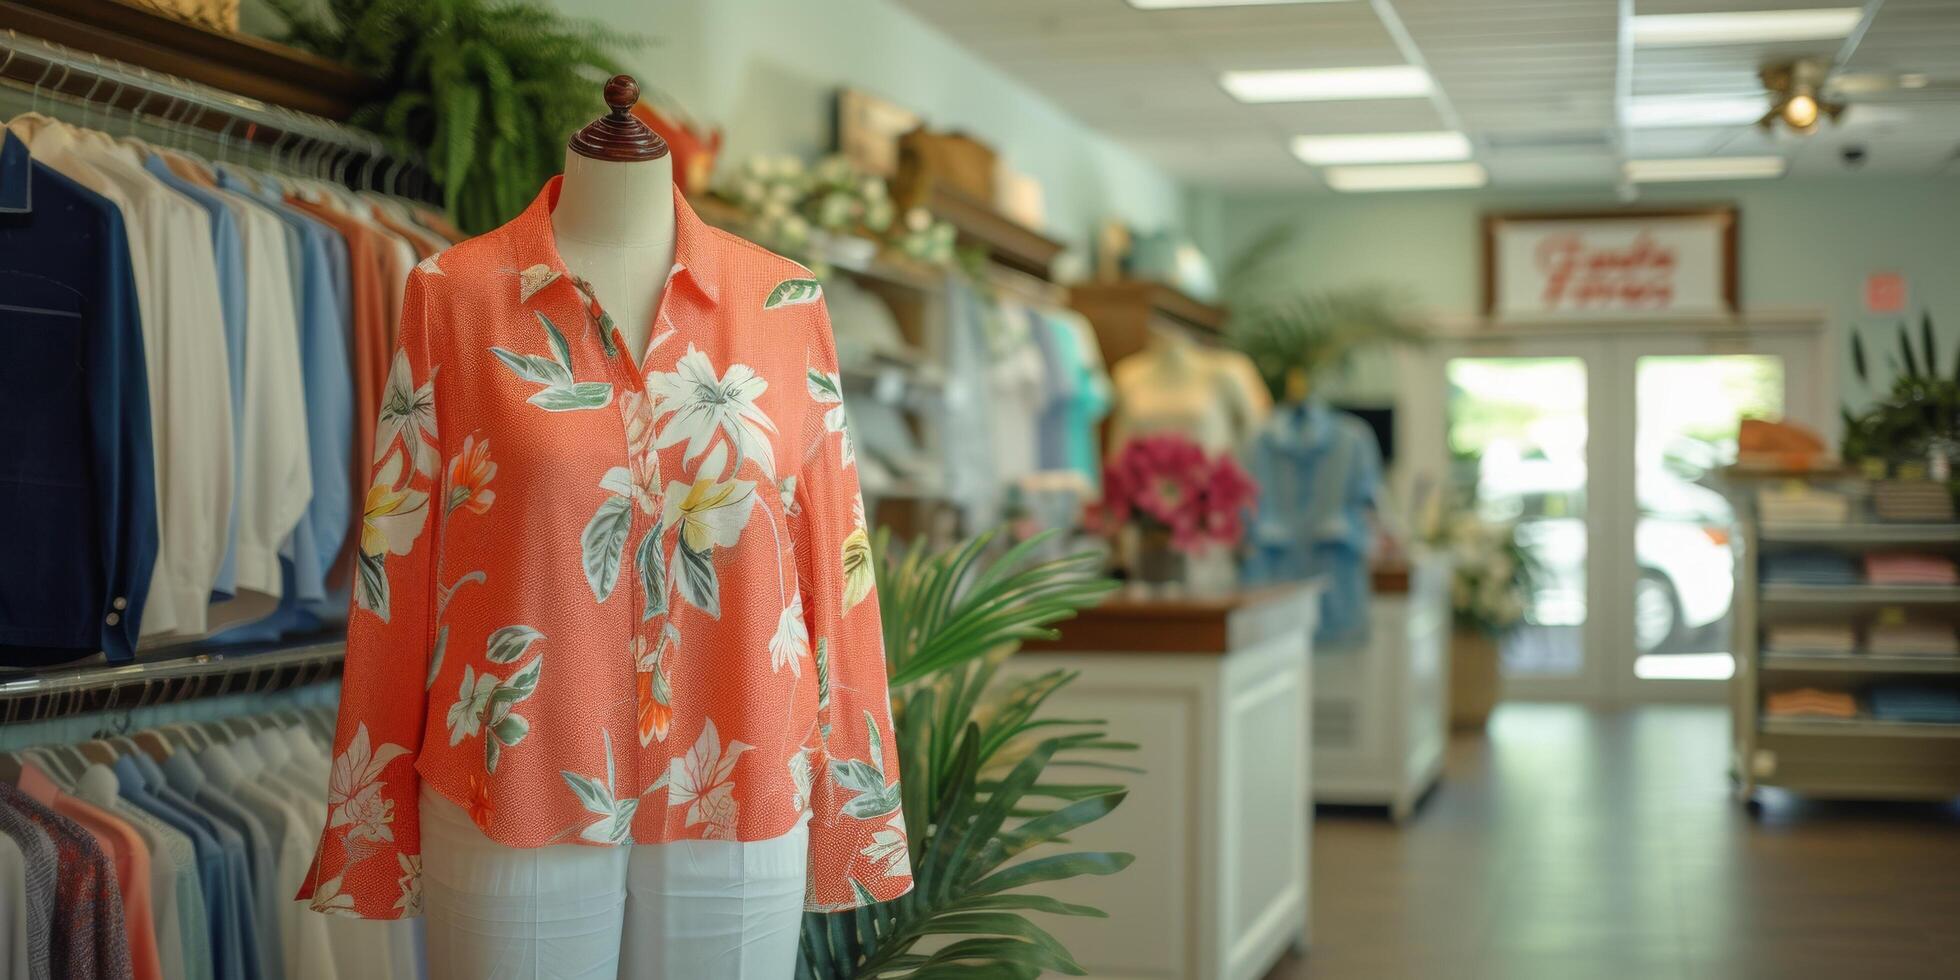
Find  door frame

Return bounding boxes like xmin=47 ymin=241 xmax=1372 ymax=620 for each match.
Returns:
xmin=1398 ymin=312 xmax=1834 ymax=703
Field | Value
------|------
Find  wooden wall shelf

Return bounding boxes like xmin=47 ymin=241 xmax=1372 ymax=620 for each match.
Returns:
xmin=1069 ymin=279 xmax=1227 ymax=364
xmin=922 ymin=183 xmax=1065 ymax=281
xmin=0 ymin=0 xmax=377 ymax=121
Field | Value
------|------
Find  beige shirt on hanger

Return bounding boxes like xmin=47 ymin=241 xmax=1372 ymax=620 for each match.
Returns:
xmin=7 ymin=115 xmax=236 ymax=643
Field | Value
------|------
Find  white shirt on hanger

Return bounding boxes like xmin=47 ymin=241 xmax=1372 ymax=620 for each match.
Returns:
xmin=202 ymin=183 xmax=313 ymax=624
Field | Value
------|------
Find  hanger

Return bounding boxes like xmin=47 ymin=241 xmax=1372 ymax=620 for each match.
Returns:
xmin=131 ymin=729 xmax=174 ymax=763
xmin=76 ymin=740 xmax=119 ymax=767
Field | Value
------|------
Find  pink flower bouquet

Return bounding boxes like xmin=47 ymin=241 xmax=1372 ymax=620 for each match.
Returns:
xmin=1092 ymin=434 xmax=1258 ymax=554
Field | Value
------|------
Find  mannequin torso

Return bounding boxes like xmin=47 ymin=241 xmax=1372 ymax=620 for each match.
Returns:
xmin=551 ymin=149 xmax=677 ymax=362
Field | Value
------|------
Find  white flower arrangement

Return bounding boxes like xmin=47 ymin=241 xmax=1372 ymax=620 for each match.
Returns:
xmin=1434 ymin=511 xmax=1534 ymax=635
xmin=713 ymin=153 xmax=956 ymax=270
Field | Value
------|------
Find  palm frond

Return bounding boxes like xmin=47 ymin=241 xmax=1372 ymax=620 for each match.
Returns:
xmin=799 ymin=532 xmax=1132 ymax=979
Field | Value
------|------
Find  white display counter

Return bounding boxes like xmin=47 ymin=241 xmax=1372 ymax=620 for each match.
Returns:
xmin=1007 ymin=583 xmax=1319 ymax=980
xmin=1311 ymin=553 xmax=1451 ymax=821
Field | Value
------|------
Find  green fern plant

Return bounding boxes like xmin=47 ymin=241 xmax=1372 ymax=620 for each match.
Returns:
xmin=799 ymin=531 xmax=1133 ymax=979
xmin=263 ymin=0 xmax=632 ymax=233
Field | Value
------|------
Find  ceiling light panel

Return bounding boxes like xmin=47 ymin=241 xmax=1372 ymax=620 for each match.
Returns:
xmin=1127 ymin=0 xmax=1355 ymax=7
xmin=1291 ymin=131 xmax=1472 ymax=165
xmin=1630 ymin=8 xmax=1863 ymax=47
xmin=1221 ymin=66 xmax=1432 ymax=103
xmin=1323 ymin=162 xmax=1489 ymax=192
xmin=1624 ymin=156 xmax=1787 ymax=182
xmin=1626 ymin=96 xmax=1768 ymax=128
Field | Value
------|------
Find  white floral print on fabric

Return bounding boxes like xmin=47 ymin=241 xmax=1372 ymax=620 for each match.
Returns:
xmin=770 ymin=592 xmax=810 ymax=676
xmin=645 ymin=344 xmax=778 ymax=478
xmin=860 ymin=812 xmax=910 ymax=879
xmin=661 ymin=719 xmax=754 ymax=840
xmin=806 ymin=368 xmax=854 ymax=467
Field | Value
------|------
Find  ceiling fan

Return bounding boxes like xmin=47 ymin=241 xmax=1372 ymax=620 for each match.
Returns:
xmin=1760 ymin=57 xmax=1960 ymax=134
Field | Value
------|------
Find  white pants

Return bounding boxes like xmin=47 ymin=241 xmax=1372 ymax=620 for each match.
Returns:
xmin=418 ymin=787 xmax=808 ymax=979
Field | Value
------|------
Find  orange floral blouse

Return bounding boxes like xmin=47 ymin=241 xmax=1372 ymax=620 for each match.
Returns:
xmin=297 ymin=179 xmax=910 ymax=918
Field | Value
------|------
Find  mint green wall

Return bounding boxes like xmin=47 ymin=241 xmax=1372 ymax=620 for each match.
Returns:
xmin=1197 ymin=179 xmax=1960 ymax=408
xmin=534 ymin=0 xmax=1188 ymax=255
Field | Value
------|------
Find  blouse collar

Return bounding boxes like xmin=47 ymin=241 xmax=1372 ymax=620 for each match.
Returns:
xmin=510 ymin=175 xmax=722 ymax=310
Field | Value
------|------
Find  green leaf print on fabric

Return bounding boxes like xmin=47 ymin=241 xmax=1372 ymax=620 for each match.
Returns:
xmin=582 ymin=494 xmax=634 ymax=602
xmin=484 ymin=625 xmax=543 ymax=664
xmin=637 ymin=522 xmax=668 ymax=620
xmin=764 ymin=278 xmax=823 ymax=309
xmin=491 ymin=311 xmax=614 ymax=412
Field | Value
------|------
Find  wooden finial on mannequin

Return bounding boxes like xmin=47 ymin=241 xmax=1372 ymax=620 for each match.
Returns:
xmin=569 ymin=75 xmax=670 ymax=162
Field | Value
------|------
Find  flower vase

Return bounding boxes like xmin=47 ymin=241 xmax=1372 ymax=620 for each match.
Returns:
xmin=1449 ymin=627 xmax=1501 ymax=731
xmin=1133 ymin=526 xmax=1186 ymax=587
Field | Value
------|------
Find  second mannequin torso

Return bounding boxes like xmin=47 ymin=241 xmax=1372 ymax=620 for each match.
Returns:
xmin=551 ymin=149 xmax=677 ymax=361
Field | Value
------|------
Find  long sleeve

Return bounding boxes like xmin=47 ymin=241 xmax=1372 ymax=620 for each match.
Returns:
xmin=92 ymin=207 xmax=158 ymax=660
xmin=790 ymin=297 xmax=914 ymax=911
xmin=298 ymin=267 xmax=440 ymax=920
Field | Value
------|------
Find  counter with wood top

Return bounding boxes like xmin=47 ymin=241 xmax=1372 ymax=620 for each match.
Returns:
xmin=1005 ymin=582 xmax=1319 ymax=980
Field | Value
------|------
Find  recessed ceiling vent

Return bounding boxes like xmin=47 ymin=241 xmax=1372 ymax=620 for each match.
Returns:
xmin=1484 ymin=130 xmax=1615 ymax=154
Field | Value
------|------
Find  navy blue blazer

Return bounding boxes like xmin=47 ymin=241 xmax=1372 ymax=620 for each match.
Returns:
xmin=0 ymin=131 xmax=158 ymax=664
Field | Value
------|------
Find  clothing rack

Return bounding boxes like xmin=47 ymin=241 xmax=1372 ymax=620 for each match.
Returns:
xmin=0 ymin=640 xmax=344 ymax=726
xmin=0 ymin=27 xmax=429 ymax=197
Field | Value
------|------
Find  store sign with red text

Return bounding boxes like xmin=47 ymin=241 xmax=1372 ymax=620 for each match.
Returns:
xmin=1484 ymin=209 xmax=1737 ymax=319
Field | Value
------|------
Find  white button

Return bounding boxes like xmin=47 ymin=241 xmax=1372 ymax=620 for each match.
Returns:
xmin=105 ymin=612 xmax=121 ymax=626
xmin=112 ymin=596 xmax=128 ymax=610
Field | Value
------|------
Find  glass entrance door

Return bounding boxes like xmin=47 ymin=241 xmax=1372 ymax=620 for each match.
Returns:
xmin=1610 ymin=331 xmax=1825 ymax=698
xmin=1446 ymin=356 xmax=1591 ymax=690
xmin=1428 ymin=324 xmax=1827 ymax=702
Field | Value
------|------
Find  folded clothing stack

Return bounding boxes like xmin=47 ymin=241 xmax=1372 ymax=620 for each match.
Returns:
xmin=1762 ymin=550 xmax=1862 ymax=586
xmin=1867 ymin=621 xmax=1960 ymax=657
xmin=1867 ymin=685 xmax=1960 ymax=725
xmin=1764 ymin=687 xmax=1860 ymax=719
xmin=1863 ymin=552 xmax=1959 ymax=587
xmin=1763 ymin=622 xmax=1859 ymax=655
xmin=1757 ymin=485 xmax=1850 ymax=525
xmin=1871 ymin=480 xmax=1956 ymax=522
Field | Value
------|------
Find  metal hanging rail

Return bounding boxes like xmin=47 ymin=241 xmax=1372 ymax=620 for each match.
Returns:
xmin=0 ymin=640 xmax=345 ymax=726
xmin=0 ymin=27 xmax=425 ymax=189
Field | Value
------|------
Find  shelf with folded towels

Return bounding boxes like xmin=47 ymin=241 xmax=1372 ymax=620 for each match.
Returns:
xmin=1760 ymin=584 xmax=1960 ymax=605
xmin=1761 ymin=717 xmax=1960 ymax=739
xmin=1762 ymin=654 xmax=1960 ymax=675
xmin=1760 ymin=523 xmax=1960 ymax=545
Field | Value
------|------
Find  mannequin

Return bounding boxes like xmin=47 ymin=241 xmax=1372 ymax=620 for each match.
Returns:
xmin=413 ymin=77 xmax=814 ymax=980
xmin=551 ymin=75 xmax=676 ymax=358
xmin=1106 ymin=324 xmax=1269 ymax=455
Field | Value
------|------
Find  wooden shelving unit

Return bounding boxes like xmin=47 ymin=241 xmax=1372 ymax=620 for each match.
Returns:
xmin=1727 ymin=469 xmax=1960 ymax=808
xmin=918 ymin=183 xmax=1065 ymax=280
xmin=0 ymin=0 xmax=377 ymax=121
xmin=1068 ymin=279 xmax=1226 ymax=365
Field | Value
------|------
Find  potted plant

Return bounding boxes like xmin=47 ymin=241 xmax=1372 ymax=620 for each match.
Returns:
xmin=1432 ymin=510 xmax=1534 ymax=730
xmin=1842 ymin=313 xmax=1960 ymax=484
xmin=798 ymin=530 xmax=1135 ymax=977
xmin=1090 ymin=435 xmax=1257 ymax=587
xmin=1221 ymin=226 xmax=1428 ymax=400
xmin=264 ymin=0 xmax=633 ymax=234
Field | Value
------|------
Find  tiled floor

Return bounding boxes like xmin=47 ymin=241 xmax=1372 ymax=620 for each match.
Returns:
xmin=1265 ymin=703 xmax=1960 ymax=980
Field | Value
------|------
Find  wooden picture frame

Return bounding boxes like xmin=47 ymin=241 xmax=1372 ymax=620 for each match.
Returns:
xmin=1482 ymin=206 xmax=1739 ymax=319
